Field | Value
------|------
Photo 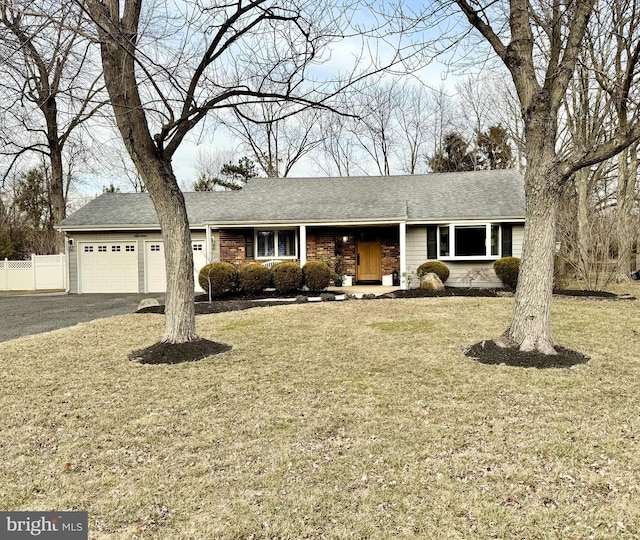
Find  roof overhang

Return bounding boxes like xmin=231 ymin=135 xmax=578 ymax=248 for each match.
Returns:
xmin=58 ymin=217 xmax=525 ymax=233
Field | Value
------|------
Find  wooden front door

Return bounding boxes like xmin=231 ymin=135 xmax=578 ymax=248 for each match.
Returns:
xmin=357 ymin=238 xmax=382 ymax=282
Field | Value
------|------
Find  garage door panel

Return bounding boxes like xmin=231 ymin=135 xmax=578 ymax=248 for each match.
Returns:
xmin=146 ymin=241 xmax=207 ymax=293
xmin=80 ymin=243 xmax=138 ymax=293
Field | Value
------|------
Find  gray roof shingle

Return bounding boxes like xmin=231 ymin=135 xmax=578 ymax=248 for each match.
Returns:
xmin=58 ymin=170 xmax=524 ymax=229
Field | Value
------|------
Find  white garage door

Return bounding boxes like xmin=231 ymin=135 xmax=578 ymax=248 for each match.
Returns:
xmin=79 ymin=242 xmax=139 ymax=293
xmin=145 ymin=241 xmax=207 ymax=293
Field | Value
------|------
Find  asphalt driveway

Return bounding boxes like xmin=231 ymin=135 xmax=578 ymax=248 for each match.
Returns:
xmin=0 ymin=293 xmax=165 ymax=342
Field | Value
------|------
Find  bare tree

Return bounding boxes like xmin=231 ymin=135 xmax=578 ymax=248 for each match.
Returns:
xmin=440 ymin=0 xmax=640 ymax=354
xmin=220 ymin=103 xmax=322 ymax=177
xmin=395 ymin=82 xmax=432 ymax=174
xmin=0 ymin=0 xmax=107 ymax=252
xmin=81 ymin=0 xmax=391 ymax=344
xmin=587 ymin=0 xmax=640 ymax=279
xmin=350 ymin=80 xmax=401 ymax=176
xmin=425 ymin=84 xmax=457 ymax=171
xmin=313 ymin=107 xmax=363 ymax=176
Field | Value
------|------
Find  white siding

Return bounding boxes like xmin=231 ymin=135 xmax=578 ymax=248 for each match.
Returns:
xmin=445 ymin=262 xmax=502 ymax=288
xmin=512 ymin=225 xmax=524 ymax=257
xmin=406 ymin=226 xmax=427 ymax=289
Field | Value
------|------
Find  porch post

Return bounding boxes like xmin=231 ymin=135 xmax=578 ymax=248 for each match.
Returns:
xmin=205 ymin=224 xmax=212 ymax=263
xmin=399 ymin=221 xmax=407 ymax=290
xmin=299 ymin=225 xmax=307 ymax=267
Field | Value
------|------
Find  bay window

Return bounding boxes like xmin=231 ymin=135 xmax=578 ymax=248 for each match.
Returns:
xmin=430 ymin=223 xmax=513 ymax=259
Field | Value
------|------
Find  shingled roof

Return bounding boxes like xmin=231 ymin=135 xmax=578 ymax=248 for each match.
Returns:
xmin=57 ymin=170 xmax=525 ymax=229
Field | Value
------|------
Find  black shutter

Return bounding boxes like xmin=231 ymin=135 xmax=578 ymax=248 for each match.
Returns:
xmin=427 ymin=226 xmax=437 ymax=259
xmin=501 ymin=225 xmax=512 ymax=257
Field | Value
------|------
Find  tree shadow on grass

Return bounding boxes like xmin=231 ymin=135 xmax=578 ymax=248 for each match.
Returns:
xmin=465 ymin=340 xmax=590 ymax=369
xmin=129 ymin=339 xmax=232 ymax=365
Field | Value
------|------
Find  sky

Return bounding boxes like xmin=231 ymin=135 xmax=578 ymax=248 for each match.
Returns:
xmin=68 ymin=0 xmax=474 ymax=203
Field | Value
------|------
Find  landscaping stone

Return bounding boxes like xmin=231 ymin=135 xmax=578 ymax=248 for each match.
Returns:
xmin=138 ymin=297 xmax=161 ymax=311
xmin=420 ymin=272 xmax=444 ymax=291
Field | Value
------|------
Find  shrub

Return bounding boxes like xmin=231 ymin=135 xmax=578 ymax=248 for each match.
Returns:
xmin=416 ymin=261 xmax=450 ymax=283
xmin=303 ymin=261 xmax=332 ymax=291
xmin=273 ymin=262 xmax=303 ymax=293
xmin=494 ymin=257 xmax=520 ymax=290
xmin=198 ymin=262 xmax=237 ymax=296
xmin=239 ymin=263 xmax=272 ymax=294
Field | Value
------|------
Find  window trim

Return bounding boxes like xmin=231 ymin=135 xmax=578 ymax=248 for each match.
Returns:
xmin=432 ymin=223 xmax=512 ymax=261
xmin=255 ymin=228 xmax=298 ymax=259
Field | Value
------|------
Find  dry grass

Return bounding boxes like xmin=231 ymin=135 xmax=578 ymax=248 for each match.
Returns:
xmin=2 ymin=289 xmax=640 ymax=539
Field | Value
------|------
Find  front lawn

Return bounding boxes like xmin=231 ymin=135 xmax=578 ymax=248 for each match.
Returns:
xmin=1 ymin=295 xmax=639 ymax=538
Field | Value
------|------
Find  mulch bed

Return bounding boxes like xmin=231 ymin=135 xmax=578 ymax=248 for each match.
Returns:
xmin=132 ymin=287 xmax=629 ymax=365
xmin=465 ymin=340 xmax=590 ymax=369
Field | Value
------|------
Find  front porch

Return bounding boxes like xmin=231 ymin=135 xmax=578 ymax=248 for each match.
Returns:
xmin=211 ymin=223 xmax=409 ymax=289
xmin=301 ymin=225 xmax=406 ymax=288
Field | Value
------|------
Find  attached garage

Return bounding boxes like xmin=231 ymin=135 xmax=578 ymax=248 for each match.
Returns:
xmin=79 ymin=242 xmax=139 ymax=293
xmin=145 ymin=240 xmax=207 ymax=293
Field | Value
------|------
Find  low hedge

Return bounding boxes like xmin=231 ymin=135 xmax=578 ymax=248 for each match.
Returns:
xmin=303 ymin=261 xmax=331 ymax=291
xmin=494 ymin=257 xmax=520 ymax=290
xmin=416 ymin=261 xmax=450 ymax=283
xmin=273 ymin=262 xmax=303 ymax=293
xmin=198 ymin=262 xmax=237 ymax=296
xmin=239 ymin=263 xmax=272 ymax=294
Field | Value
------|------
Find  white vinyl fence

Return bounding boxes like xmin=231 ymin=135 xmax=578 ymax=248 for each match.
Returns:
xmin=0 ymin=254 xmax=67 ymax=291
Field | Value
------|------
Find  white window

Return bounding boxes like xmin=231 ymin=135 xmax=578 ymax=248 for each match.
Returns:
xmin=150 ymin=244 xmax=161 ymax=252
xmin=193 ymin=244 xmax=203 ymax=251
xmin=126 ymin=245 xmax=135 ymax=252
xmin=430 ymin=223 xmax=513 ymax=260
xmin=111 ymin=245 xmax=121 ymax=252
xmin=84 ymin=245 xmax=93 ymax=253
xmin=256 ymin=229 xmax=296 ymax=258
xmin=98 ymin=245 xmax=107 ymax=252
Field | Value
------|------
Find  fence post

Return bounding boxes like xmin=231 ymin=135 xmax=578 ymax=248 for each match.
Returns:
xmin=32 ymin=254 xmax=37 ymax=290
xmin=2 ymin=258 xmax=7 ymax=291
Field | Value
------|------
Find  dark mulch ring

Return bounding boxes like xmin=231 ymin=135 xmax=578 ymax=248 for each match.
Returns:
xmin=465 ymin=340 xmax=590 ymax=369
xmin=129 ymin=339 xmax=232 ymax=365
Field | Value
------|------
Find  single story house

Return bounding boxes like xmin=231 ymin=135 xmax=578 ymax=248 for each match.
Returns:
xmin=56 ymin=170 xmax=525 ymax=293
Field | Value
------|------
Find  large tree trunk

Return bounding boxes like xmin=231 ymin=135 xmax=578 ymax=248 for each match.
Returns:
xmin=49 ymin=145 xmax=66 ymax=254
xmin=501 ymin=162 xmax=561 ymax=355
xmin=91 ymin=0 xmax=198 ymax=344
xmin=500 ymin=99 xmax=563 ymax=355
xmin=43 ymin=96 xmax=67 ymax=254
xmin=142 ymin=162 xmax=197 ymax=344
